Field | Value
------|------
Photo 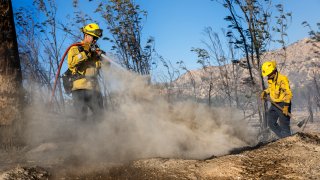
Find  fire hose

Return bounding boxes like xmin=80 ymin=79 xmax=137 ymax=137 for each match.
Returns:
xmin=50 ymin=42 xmax=83 ymax=104
xmin=50 ymin=43 xmax=123 ymax=104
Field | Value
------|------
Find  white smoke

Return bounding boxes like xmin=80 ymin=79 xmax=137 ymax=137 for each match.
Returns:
xmin=23 ymin=61 xmax=258 ymax=166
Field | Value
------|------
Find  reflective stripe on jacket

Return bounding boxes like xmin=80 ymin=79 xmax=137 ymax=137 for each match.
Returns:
xmin=264 ymin=72 xmax=292 ymax=104
xmin=67 ymin=42 xmax=101 ymax=91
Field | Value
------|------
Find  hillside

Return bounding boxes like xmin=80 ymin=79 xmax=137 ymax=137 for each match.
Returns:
xmin=174 ymin=38 xmax=320 ymax=100
xmin=265 ymin=38 xmax=320 ymax=88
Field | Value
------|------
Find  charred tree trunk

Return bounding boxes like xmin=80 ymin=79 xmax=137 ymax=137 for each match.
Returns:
xmin=0 ymin=0 xmax=23 ymax=148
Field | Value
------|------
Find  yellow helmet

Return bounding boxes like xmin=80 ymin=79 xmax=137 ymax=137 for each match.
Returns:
xmin=81 ymin=23 xmax=103 ymax=38
xmin=261 ymin=61 xmax=277 ymax=77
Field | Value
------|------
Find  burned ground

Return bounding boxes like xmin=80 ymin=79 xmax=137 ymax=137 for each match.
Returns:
xmin=1 ymin=131 xmax=320 ymax=179
xmin=103 ymin=132 xmax=320 ymax=180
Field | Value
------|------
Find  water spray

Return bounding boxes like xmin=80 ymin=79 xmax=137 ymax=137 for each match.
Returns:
xmin=100 ymin=53 xmax=126 ymax=71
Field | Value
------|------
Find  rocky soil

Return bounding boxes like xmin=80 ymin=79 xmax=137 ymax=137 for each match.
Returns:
xmin=81 ymin=132 xmax=320 ymax=179
xmin=1 ymin=129 xmax=320 ymax=179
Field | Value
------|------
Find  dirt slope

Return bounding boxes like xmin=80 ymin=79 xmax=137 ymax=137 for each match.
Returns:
xmin=2 ymin=132 xmax=315 ymax=179
xmin=103 ymin=132 xmax=320 ymax=180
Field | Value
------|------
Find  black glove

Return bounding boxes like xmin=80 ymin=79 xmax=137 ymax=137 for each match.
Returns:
xmin=90 ymin=43 xmax=99 ymax=52
xmin=90 ymin=44 xmax=105 ymax=57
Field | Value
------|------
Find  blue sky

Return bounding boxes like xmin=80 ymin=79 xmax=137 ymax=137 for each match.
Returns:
xmin=137 ymin=0 xmax=320 ymax=70
xmin=12 ymin=0 xmax=320 ymax=72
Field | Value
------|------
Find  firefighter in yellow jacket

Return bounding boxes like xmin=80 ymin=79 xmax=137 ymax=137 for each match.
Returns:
xmin=67 ymin=23 xmax=104 ymax=121
xmin=260 ymin=61 xmax=293 ymax=138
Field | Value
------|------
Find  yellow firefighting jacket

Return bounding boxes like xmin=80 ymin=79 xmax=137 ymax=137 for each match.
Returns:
xmin=264 ymin=72 xmax=292 ymax=104
xmin=67 ymin=42 xmax=101 ymax=91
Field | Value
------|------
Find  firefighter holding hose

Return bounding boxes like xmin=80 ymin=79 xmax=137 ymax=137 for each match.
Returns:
xmin=67 ymin=23 xmax=104 ymax=121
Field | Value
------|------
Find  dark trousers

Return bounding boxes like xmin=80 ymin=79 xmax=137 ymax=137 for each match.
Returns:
xmin=72 ymin=89 xmax=104 ymax=121
xmin=267 ymin=102 xmax=291 ymax=138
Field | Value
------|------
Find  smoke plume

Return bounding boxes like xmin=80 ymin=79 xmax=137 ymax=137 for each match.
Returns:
xmin=23 ymin=62 xmax=258 ymax=166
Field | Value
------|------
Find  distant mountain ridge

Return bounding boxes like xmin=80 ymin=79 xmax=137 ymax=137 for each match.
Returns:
xmin=264 ymin=38 xmax=319 ymax=88
xmin=172 ymin=38 xmax=320 ymax=102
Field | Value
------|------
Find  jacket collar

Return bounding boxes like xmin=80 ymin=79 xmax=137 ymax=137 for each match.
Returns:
xmin=267 ymin=71 xmax=278 ymax=82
